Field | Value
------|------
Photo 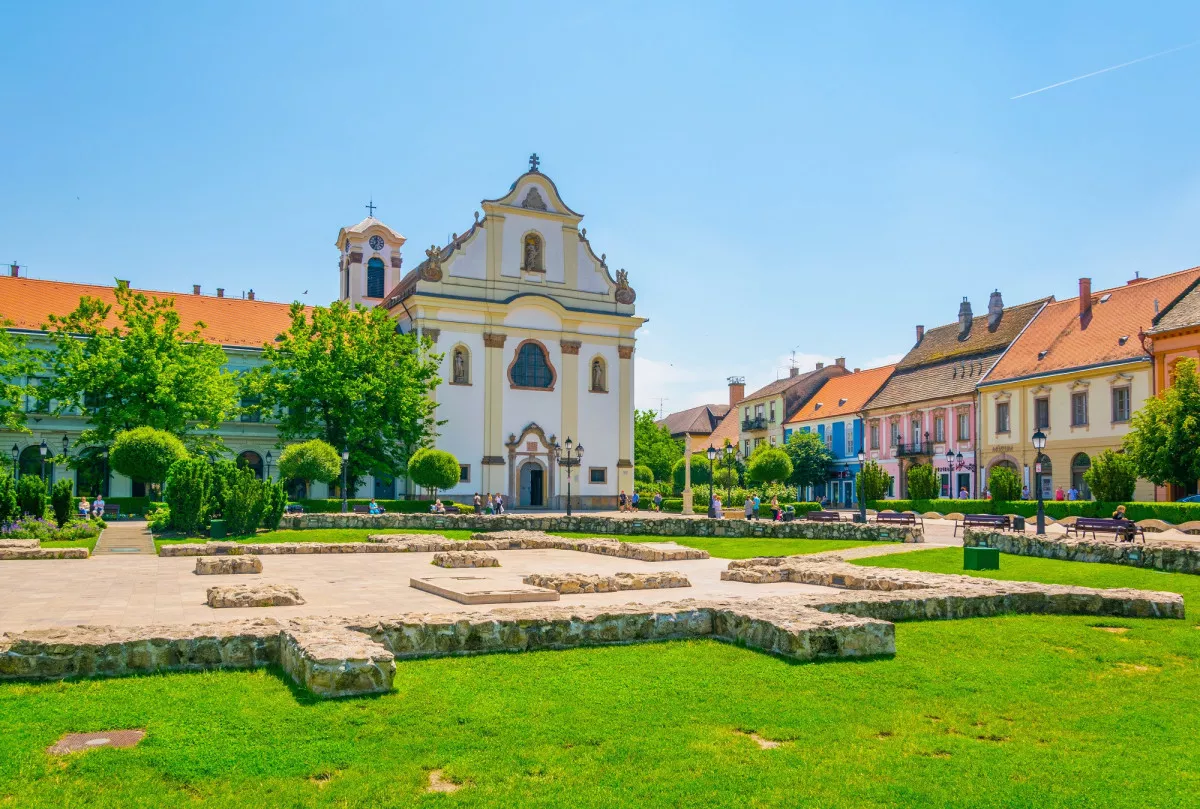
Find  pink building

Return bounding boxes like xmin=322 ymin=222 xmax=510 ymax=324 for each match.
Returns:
xmin=862 ymin=292 xmax=1047 ymax=499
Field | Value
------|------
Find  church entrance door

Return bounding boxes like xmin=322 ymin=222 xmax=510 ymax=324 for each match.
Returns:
xmin=519 ymin=461 xmax=545 ymax=507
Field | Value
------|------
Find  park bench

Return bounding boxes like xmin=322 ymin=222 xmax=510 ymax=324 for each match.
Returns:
xmin=351 ymin=505 xmax=371 ymax=514
xmin=102 ymin=505 xmax=120 ymax=518
xmin=284 ymin=504 xmax=304 ymax=514
xmin=955 ymin=513 xmax=1010 ymax=536
xmin=444 ymin=502 xmax=462 ymax=514
xmin=875 ymin=511 xmax=921 ymax=527
xmin=806 ymin=511 xmax=842 ymax=522
xmin=1068 ymin=517 xmax=1144 ymax=543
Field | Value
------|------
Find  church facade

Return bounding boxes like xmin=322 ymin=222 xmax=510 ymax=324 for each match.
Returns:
xmin=335 ymin=157 xmax=643 ymax=508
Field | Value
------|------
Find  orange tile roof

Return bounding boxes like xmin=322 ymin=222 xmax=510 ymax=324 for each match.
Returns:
xmin=984 ymin=266 xmax=1200 ymax=383
xmin=0 ymin=275 xmax=312 ymax=349
xmin=699 ymin=406 xmax=741 ymax=451
xmin=785 ymin=365 xmax=896 ymax=424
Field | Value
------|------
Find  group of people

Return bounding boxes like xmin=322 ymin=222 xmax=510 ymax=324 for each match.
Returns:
xmin=471 ymin=493 xmax=506 ymax=515
xmin=616 ymin=490 xmax=666 ymax=512
xmin=76 ymin=495 xmax=106 ymax=519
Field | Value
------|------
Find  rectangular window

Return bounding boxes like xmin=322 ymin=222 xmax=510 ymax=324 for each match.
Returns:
xmin=889 ymin=422 xmax=899 ymax=447
xmin=996 ymin=402 xmax=1010 ymax=433
xmin=744 ymin=407 xmax=749 ymax=420
xmin=25 ymin=377 xmax=48 ymax=413
xmin=754 ymin=437 xmax=763 ymax=448
xmin=957 ymin=412 xmax=970 ymax=442
xmin=870 ymin=422 xmax=880 ymax=450
xmin=744 ymin=440 xmax=750 ymax=456
xmin=769 ymin=402 xmax=776 ymax=422
xmin=458 ymin=464 xmax=470 ymax=483
xmin=846 ymin=428 xmax=854 ymax=456
xmin=1035 ymin=397 xmax=1050 ymax=429
xmin=1071 ymin=391 xmax=1088 ymax=426
xmin=589 ymin=467 xmax=607 ymax=484
xmin=769 ymin=435 xmax=776 ymax=446
xmin=934 ymin=415 xmax=945 ymax=443
xmin=1112 ymin=387 xmax=1131 ymax=422
xmin=940 ymin=473 xmax=951 ymax=498
xmin=240 ymin=395 xmax=261 ymax=423
xmin=755 ymin=404 xmax=764 ymax=418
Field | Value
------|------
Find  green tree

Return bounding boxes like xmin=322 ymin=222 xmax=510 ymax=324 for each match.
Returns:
xmin=164 ymin=458 xmax=214 ymax=534
xmin=221 ymin=466 xmax=266 ymax=536
xmin=408 ymin=448 xmax=460 ymax=497
xmin=277 ymin=439 xmax=342 ymax=488
xmin=988 ymin=466 xmax=1023 ymax=502
xmin=857 ymin=460 xmax=893 ymax=505
xmin=50 ymin=478 xmax=75 ymax=527
xmin=1124 ymin=357 xmax=1200 ymax=489
xmin=1084 ymin=449 xmax=1138 ymax=502
xmin=906 ymin=463 xmax=939 ymax=500
xmin=16 ymin=474 xmax=47 ymax=517
xmin=261 ymin=479 xmax=287 ymax=531
xmin=41 ymin=284 xmax=238 ymax=452
xmin=672 ymin=453 xmax=713 ymax=492
xmin=634 ymin=465 xmax=655 ymax=484
xmin=634 ymin=410 xmax=683 ymax=482
xmin=0 ymin=472 xmax=18 ymax=522
xmin=247 ymin=301 xmax=442 ymax=493
xmin=747 ymin=446 xmax=793 ymax=486
xmin=0 ymin=321 xmax=36 ymax=434
xmin=109 ymin=427 xmax=189 ymax=494
xmin=782 ymin=431 xmax=835 ymax=490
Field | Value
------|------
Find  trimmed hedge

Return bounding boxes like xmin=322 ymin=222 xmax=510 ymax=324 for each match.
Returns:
xmin=659 ymin=498 xmax=823 ymax=516
xmin=875 ymin=498 xmax=1200 ymax=524
xmin=292 ymin=498 xmax=448 ymax=514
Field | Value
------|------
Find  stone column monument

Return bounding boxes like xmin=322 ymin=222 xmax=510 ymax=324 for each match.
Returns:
xmin=681 ymin=433 xmax=694 ymax=515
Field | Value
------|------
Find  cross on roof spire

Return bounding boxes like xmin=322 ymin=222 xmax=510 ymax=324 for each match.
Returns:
xmin=528 ymin=153 xmax=540 ymax=172
xmin=365 ymin=198 xmax=376 ymax=217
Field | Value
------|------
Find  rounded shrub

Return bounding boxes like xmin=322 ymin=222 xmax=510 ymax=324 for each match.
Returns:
xmin=408 ymin=448 xmax=460 ymax=496
xmin=634 ymin=465 xmax=655 ymax=484
xmin=671 ymin=453 xmax=713 ymax=492
xmin=109 ymin=427 xmax=188 ymax=492
xmin=988 ymin=466 xmax=1022 ymax=502
xmin=277 ymin=439 xmax=342 ymax=485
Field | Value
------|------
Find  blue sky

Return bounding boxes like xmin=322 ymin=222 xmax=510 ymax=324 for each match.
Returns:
xmin=3 ymin=1 xmax=1199 ymax=413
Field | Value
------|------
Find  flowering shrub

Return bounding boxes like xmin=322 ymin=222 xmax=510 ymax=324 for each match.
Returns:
xmin=0 ymin=517 xmax=103 ymax=541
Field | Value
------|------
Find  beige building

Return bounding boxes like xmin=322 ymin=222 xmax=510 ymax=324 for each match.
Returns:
xmin=734 ymin=361 xmax=848 ymax=457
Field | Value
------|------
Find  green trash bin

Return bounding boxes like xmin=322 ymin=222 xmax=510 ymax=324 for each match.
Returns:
xmin=210 ymin=519 xmax=227 ymax=540
xmin=964 ymin=546 xmax=999 ymax=571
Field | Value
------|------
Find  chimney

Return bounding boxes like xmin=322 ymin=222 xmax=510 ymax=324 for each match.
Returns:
xmin=247 ymin=289 xmax=255 ymax=301
xmin=789 ymin=366 xmax=800 ymax=377
xmin=915 ymin=324 xmax=924 ymax=343
xmin=192 ymin=284 xmax=201 ymax=295
xmin=853 ymin=367 xmax=861 ymax=373
xmin=1127 ymin=271 xmax=1146 ymax=285
xmin=815 ymin=362 xmax=824 ymax=371
xmin=958 ymin=297 xmax=973 ymax=338
xmin=217 ymin=288 xmax=225 ymax=298
xmin=835 ymin=357 xmax=845 ymax=368
xmin=1079 ymin=278 xmax=1092 ymax=319
xmin=727 ymin=376 xmax=745 ymax=406
xmin=987 ymin=289 xmax=1004 ymax=329
xmin=8 ymin=262 xmax=17 ymax=278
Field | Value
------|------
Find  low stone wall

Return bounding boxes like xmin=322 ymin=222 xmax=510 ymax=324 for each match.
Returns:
xmin=206 ymin=584 xmax=305 ymax=608
xmin=279 ymin=622 xmax=395 ymax=698
xmin=0 ymin=542 xmax=89 ymax=560
xmin=195 ymin=557 xmax=262 ymax=575
xmin=278 ymin=512 xmax=922 ymax=543
xmin=523 ymin=571 xmax=691 ymax=594
xmin=964 ymin=530 xmax=1200 ymax=575
xmin=432 ymin=551 xmax=499 ymax=568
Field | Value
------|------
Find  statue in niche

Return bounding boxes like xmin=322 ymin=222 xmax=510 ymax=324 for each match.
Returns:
xmin=523 ymin=233 xmax=543 ymax=272
xmin=453 ymin=349 xmax=467 ymax=384
xmin=592 ymin=359 xmax=605 ymax=391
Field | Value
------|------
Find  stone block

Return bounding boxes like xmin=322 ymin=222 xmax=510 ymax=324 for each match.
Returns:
xmin=279 ymin=624 xmax=394 ymax=698
xmin=195 ymin=556 xmax=263 ymax=575
xmin=206 ymin=584 xmax=304 ymax=608
xmin=523 ymin=571 xmax=691 ymax=593
xmin=432 ymin=551 xmax=499 ymax=568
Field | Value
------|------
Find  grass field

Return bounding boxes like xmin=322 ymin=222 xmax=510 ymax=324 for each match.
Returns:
xmin=1 ymin=548 xmax=1196 ymax=807
xmin=154 ymin=529 xmax=883 ymax=559
xmin=38 ymin=535 xmax=99 ymax=553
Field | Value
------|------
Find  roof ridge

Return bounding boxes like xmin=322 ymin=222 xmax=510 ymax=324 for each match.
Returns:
xmin=1055 ymin=266 xmax=1200 ymax=302
xmin=0 ymin=275 xmax=303 ymax=309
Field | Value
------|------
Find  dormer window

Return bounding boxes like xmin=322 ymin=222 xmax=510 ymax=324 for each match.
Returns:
xmin=838 ymin=398 xmax=847 ymax=407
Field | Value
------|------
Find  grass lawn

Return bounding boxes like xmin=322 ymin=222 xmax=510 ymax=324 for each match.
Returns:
xmin=37 ymin=535 xmax=99 ymax=554
xmin=2 ymin=549 xmax=1196 ymax=806
xmin=671 ymin=536 xmax=889 ymax=559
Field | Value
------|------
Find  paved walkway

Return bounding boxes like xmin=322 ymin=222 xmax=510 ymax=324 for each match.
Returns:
xmin=92 ymin=520 xmax=155 ymax=555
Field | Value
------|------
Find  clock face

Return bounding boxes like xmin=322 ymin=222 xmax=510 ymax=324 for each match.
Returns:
xmin=369 ymin=235 xmax=385 ymax=251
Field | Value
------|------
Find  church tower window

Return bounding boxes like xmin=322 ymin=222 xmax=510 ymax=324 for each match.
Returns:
xmin=366 ymin=257 xmax=385 ymax=298
xmin=509 ymin=340 xmax=556 ymax=390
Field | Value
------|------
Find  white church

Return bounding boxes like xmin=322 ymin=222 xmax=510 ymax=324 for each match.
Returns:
xmin=335 ymin=156 xmax=644 ymax=509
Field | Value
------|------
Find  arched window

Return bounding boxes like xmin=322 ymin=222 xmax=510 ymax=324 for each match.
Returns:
xmin=992 ymin=459 xmax=1018 ymax=473
xmin=75 ymin=452 xmax=109 ymax=497
xmin=1070 ymin=453 xmax=1091 ymax=500
xmin=366 ymin=257 xmax=385 ymax=298
xmin=589 ymin=356 xmax=607 ymax=392
xmin=18 ymin=445 xmax=44 ymax=481
xmin=238 ymin=450 xmax=264 ymax=480
xmin=451 ymin=345 xmax=471 ymax=385
xmin=522 ymin=232 xmax=544 ymax=272
xmin=509 ymin=341 xmax=556 ymax=390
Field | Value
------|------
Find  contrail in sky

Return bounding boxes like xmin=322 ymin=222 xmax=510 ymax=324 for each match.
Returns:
xmin=1011 ymin=40 xmax=1199 ymax=100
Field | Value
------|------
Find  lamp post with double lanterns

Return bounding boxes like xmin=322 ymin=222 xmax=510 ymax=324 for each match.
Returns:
xmin=706 ymin=445 xmax=718 ymax=518
xmin=1032 ymin=428 xmax=1047 ymax=535
xmin=552 ymin=437 xmax=583 ymax=516
xmin=340 ymin=446 xmax=350 ymax=513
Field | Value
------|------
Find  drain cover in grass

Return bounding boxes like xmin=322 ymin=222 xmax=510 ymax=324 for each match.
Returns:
xmin=47 ymin=730 xmax=145 ymax=755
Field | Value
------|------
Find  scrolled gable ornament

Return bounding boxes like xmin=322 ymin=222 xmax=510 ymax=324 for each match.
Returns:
xmin=421 ymin=245 xmax=444 ymax=282
xmin=614 ymin=268 xmax=636 ymax=305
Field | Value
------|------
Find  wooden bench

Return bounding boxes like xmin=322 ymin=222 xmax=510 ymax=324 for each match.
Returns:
xmin=352 ymin=505 xmax=370 ymax=514
xmin=284 ymin=504 xmax=304 ymax=514
xmin=1068 ymin=517 xmax=1144 ymax=543
xmin=875 ymin=511 xmax=920 ymax=527
xmin=101 ymin=505 xmax=120 ymax=518
xmin=806 ymin=511 xmax=842 ymax=522
xmin=955 ymin=513 xmax=1010 ymax=536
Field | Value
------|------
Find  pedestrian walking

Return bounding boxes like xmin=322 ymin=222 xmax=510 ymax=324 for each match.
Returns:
xmin=744 ymin=495 xmax=754 ymax=520
xmin=753 ymin=494 xmax=761 ymax=520
xmin=653 ymin=492 xmax=663 ymax=512
xmin=618 ymin=490 xmax=628 ymax=512
xmin=631 ymin=491 xmax=640 ymax=512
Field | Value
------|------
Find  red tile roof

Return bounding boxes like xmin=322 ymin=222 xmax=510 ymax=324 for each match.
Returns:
xmin=985 ymin=267 xmax=1200 ymax=383
xmin=0 ymin=275 xmax=311 ymax=349
xmin=785 ymin=365 xmax=896 ymax=424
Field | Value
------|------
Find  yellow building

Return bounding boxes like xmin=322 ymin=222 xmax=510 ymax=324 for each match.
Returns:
xmin=977 ymin=269 xmax=1200 ymax=501
xmin=734 ymin=360 xmax=848 ymax=457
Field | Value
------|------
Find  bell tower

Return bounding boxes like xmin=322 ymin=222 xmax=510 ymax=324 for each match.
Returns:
xmin=335 ymin=202 xmax=406 ymax=306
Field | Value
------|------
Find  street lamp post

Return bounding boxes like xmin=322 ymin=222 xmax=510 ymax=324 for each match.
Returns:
xmin=1032 ymin=428 xmax=1047 ymax=535
xmin=723 ymin=444 xmax=734 ymax=506
xmin=340 ymin=447 xmax=350 ymax=513
xmin=10 ymin=444 xmax=17 ymax=479
xmin=38 ymin=440 xmax=48 ymax=481
xmin=857 ymin=447 xmax=867 ymax=523
xmin=706 ymin=445 xmax=717 ymax=518
xmin=265 ymin=451 xmax=273 ymax=481
xmin=552 ymin=437 xmax=584 ymax=516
